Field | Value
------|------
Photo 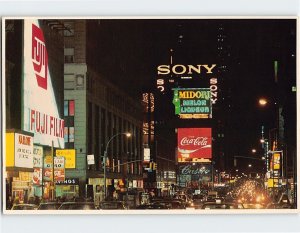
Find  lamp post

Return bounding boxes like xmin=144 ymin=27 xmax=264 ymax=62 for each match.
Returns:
xmin=103 ymin=132 xmax=131 ymax=200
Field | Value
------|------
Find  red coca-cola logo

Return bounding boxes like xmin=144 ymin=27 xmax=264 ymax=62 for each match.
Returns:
xmin=180 ymin=137 xmax=208 ymax=146
xmin=177 ymin=128 xmax=212 ymax=159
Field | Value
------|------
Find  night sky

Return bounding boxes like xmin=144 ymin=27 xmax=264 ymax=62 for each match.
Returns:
xmin=87 ymin=18 xmax=296 ymax=171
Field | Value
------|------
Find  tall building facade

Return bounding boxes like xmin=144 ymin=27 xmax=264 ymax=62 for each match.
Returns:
xmin=63 ymin=20 xmax=144 ymax=200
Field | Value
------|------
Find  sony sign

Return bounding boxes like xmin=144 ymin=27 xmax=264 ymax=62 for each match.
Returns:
xmin=157 ymin=64 xmax=217 ymax=75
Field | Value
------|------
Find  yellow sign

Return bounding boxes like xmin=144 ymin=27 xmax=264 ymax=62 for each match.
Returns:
xmin=273 ymin=153 xmax=281 ymax=170
xmin=268 ymin=178 xmax=279 ymax=188
xmin=6 ymin=133 xmax=15 ymax=167
xmin=56 ymin=149 xmax=76 ymax=168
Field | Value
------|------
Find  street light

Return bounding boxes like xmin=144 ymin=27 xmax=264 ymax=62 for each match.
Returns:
xmin=258 ymin=98 xmax=268 ymax=107
xmin=103 ymin=132 xmax=131 ymax=200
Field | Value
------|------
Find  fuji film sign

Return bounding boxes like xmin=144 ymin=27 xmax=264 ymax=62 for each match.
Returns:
xmin=22 ymin=19 xmax=64 ymax=148
xmin=177 ymin=128 xmax=212 ymax=161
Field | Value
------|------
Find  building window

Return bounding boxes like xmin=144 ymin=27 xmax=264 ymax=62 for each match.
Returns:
xmin=64 ymin=48 xmax=74 ymax=63
xmin=64 ymin=22 xmax=74 ymax=37
xmin=64 ymin=100 xmax=75 ymax=149
xmin=64 ymin=74 xmax=75 ymax=90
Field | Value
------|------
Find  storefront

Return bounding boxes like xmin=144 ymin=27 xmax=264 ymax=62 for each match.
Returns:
xmin=5 ymin=131 xmax=35 ymax=205
xmin=55 ymin=178 xmax=80 ymax=200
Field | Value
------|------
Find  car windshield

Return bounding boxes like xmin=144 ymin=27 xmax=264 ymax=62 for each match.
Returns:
xmin=100 ymin=202 xmax=124 ymax=209
xmin=12 ymin=205 xmax=37 ymax=210
xmin=38 ymin=203 xmax=61 ymax=210
xmin=59 ymin=203 xmax=95 ymax=210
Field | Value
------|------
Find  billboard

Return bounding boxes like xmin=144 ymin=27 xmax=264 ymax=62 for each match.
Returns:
xmin=177 ymin=128 xmax=212 ymax=162
xmin=22 ymin=19 xmax=64 ymax=148
xmin=56 ymin=149 xmax=76 ymax=168
xmin=178 ymin=163 xmax=212 ymax=188
xmin=173 ymin=88 xmax=212 ymax=119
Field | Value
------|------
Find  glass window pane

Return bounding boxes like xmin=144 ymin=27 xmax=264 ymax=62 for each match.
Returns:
xmin=69 ymin=100 xmax=75 ymax=116
xmin=64 ymin=101 xmax=69 ymax=116
xmin=64 ymin=127 xmax=68 ymax=142
xmin=69 ymin=127 xmax=75 ymax=142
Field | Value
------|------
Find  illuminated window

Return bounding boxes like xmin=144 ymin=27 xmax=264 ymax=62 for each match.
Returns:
xmin=64 ymin=100 xmax=75 ymax=148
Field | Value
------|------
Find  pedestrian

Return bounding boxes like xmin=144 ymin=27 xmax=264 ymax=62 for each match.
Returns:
xmin=113 ymin=191 xmax=119 ymax=200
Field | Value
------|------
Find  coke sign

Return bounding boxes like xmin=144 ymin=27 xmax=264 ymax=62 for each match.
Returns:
xmin=177 ymin=128 xmax=212 ymax=161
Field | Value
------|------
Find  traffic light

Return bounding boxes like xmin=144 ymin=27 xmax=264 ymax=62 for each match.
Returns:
xmin=153 ymin=162 xmax=157 ymax=170
xmin=149 ymin=162 xmax=153 ymax=170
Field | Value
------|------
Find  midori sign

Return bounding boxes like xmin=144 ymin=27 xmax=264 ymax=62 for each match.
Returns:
xmin=173 ymin=88 xmax=212 ymax=119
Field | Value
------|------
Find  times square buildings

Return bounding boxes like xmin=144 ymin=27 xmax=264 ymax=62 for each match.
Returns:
xmin=4 ymin=18 xmax=297 ymax=207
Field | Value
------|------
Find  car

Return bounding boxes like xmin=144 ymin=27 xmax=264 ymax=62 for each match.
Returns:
xmin=136 ymin=203 xmax=169 ymax=209
xmin=201 ymin=202 xmax=244 ymax=210
xmin=241 ymin=203 xmax=265 ymax=209
xmin=58 ymin=202 xmax=96 ymax=210
xmin=151 ymin=200 xmax=186 ymax=209
xmin=266 ymin=202 xmax=292 ymax=209
xmin=38 ymin=202 xmax=62 ymax=210
xmin=98 ymin=201 xmax=127 ymax=210
xmin=11 ymin=204 xmax=38 ymax=210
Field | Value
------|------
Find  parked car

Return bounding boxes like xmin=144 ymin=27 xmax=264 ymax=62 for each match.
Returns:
xmin=11 ymin=204 xmax=38 ymax=210
xmin=136 ymin=203 xmax=169 ymax=209
xmin=151 ymin=200 xmax=186 ymax=209
xmin=58 ymin=202 xmax=96 ymax=210
xmin=38 ymin=202 xmax=62 ymax=210
xmin=201 ymin=202 xmax=244 ymax=210
xmin=98 ymin=201 xmax=127 ymax=210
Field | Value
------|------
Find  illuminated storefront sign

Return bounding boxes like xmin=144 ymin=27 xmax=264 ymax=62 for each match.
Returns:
xmin=178 ymin=163 xmax=212 ymax=188
xmin=56 ymin=149 xmax=76 ymax=168
xmin=157 ymin=64 xmax=216 ymax=75
xmin=22 ymin=19 xmax=64 ymax=148
xmin=54 ymin=157 xmax=65 ymax=182
xmin=14 ymin=133 xmax=34 ymax=168
xmin=177 ymin=128 xmax=212 ymax=162
xmin=33 ymin=145 xmax=43 ymax=185
xmin=173 ymin=88 xmax=212 ymax=119
xmin=43 ymin=156 xmax=53 ymax=182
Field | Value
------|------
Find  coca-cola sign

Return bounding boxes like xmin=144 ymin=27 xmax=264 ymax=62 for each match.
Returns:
xmin=177 ymin=128 xmax=212 ymax=161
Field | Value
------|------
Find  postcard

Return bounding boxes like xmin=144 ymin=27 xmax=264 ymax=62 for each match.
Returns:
xmin=2 ymin=17 xmax=298 ymax=214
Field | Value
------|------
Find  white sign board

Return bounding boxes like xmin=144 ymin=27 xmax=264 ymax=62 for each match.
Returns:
xmin=87 ymin=154 xmax=95 ymax=165
xmin=33 ymin=145 xmax=43 ymax=168
xmin=14 ymin=133 xmax=34 ymax=168
xmin=143 ymin=148 xmax=150 ymax=162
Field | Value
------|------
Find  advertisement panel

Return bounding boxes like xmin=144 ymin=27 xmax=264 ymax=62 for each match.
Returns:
xmin=54 ymin=157 xmax=65 ymax=182
xmin=43 ymin=156 xmax=53 ymax=182
xmin=22 ymin=19 xmax=64 ymax=148
xmin=173 ymin=88 xmax=212 ymax=119
xmin=177 ymin=128 xmax=212 ymax=162
xmin=56 ymin=149 xmax=76 ymax=168
xmin=33 ymin=168 xmax=42 ymax=185
xmin=14 ymin=133 xmax=34 ymax=168
xmin=178 ymin=163 xmax=212 ymax=188
xmin=33 ymin=145 xmax=43 ymax=168
xmin=143 ymin=148 xmax=150 ymax=162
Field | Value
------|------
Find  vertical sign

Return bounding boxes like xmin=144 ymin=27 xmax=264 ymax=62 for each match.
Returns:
xmin=43 ymin=156 xmax=53 ymax=182
xmin=23 ymin=19 xmax=64 ymax=148
xmin=33 ymin=145 xmax=43 ymax=185
xmin=54 ymin=157 xmax=65 ymax=182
